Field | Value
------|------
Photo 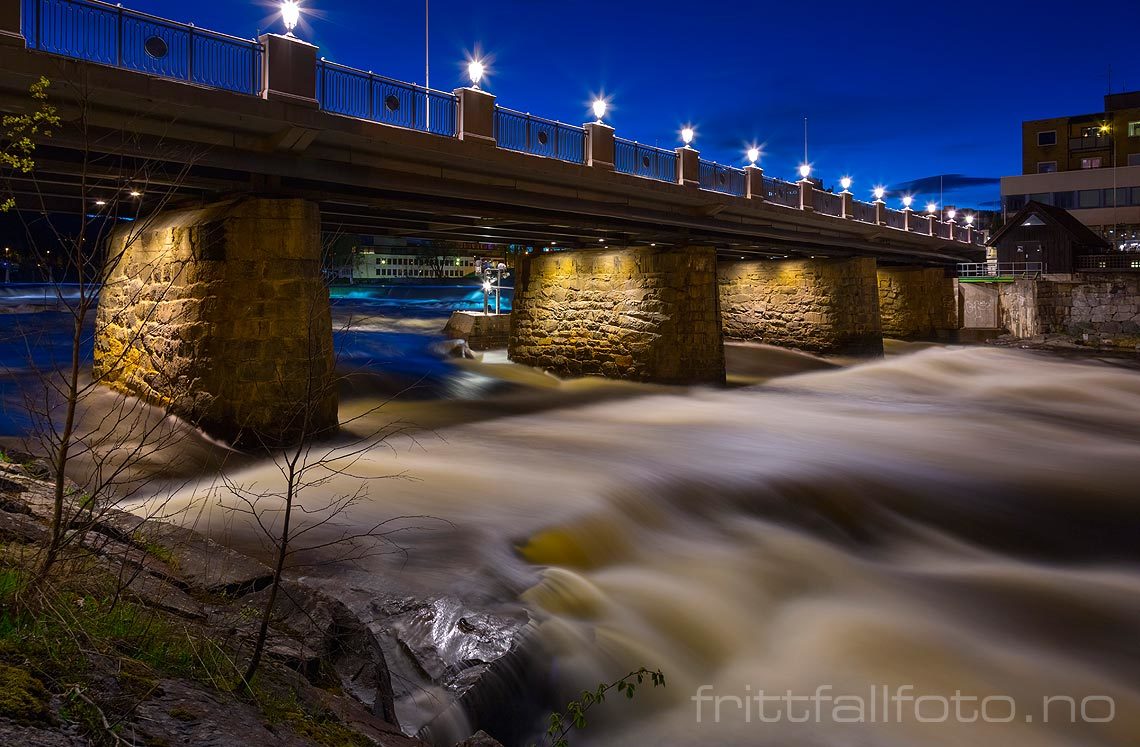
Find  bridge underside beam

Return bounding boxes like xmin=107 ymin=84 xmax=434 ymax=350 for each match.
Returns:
xmin=94 ymin=197 xmax=337 ymax=447
xmin=509 ymin=246 xmax=726 ymax=385
xmin=718 ymin=257 xmax=884 ymax=356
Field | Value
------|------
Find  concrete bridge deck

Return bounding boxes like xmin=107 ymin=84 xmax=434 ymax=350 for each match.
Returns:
xmin=0 ymin=0 xmax=983 ymax=264
xmin=0 ymin=0 xmax=980 ymax=446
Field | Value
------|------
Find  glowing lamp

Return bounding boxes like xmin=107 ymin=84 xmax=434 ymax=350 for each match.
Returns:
xmin=872 ymin=186 xmax=885 ymax=201
xmin=839 ymin=176 xmax=852 ymax=191
xmin=798 ymin=163 xmax=811 ymax=180
xmin=947 ymin=209 xmax=957 ymax=221
xmin=681 ymin=127 xmax=695 ymax=147
xmin=965 ymin=214 xmax=975 ymax=225
xmin=129 ymin=190 xmax=141 ymax=198
xmin=281 ymin=1 xmax=300 ymax=36
xmin=592 ymin=98 xmax=607 ymax=123
xmin=747 ymin=147 xmax=760 ymax=166
xmin=467 ymin=59 xmax=485 ymax=88
xmin=482 ymin=280 xmax=493 ymax=292
xmin=902 ymin=195 xmax=914 ymax=208
xmin=926 ymin=202 xmax=937 ymax=215
xmin=95 ymin=200 xmax=106 ymax=206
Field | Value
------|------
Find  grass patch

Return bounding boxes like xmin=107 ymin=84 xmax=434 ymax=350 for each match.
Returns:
xmin=0 ymin=548 xmax=374 ymax=745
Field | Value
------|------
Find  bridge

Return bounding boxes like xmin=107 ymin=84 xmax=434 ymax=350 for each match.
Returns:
xmin=0 ymin=0 xmax=984 ymax=444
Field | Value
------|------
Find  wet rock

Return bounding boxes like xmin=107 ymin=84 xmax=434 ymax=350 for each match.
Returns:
xmin=0 ymin=509 xmax=49 ymax=544
xmin=455 ymin=730 xmax=505 ymax=747
xmin=431 ymin=338 xmax=478 ymax=360
xmin=130 ymin=679 xmax=314 ymax=747
xmin=101 ymin=513 xmax=273 ymax=596
xmin=243 ymin=581 xmax=400 ymax=728
xmin=0 ymin=719 xmax=89 ymax=746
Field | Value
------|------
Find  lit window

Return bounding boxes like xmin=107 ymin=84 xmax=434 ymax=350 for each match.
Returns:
xmin=1037 ymin=131 xmax=1057 ymax=146
xmin=1080 ymin=157 xmax=1103 ymax=169
xmin=1129 ymin=122 xmax=1140 ymax=137
xmin=1037 ymin=161 xmax=1057 ymax=173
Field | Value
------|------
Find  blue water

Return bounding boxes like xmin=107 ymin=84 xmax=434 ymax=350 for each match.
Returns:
xmin=329 ymin=283 xmax=513 ymax=314
xmin=0 ymin=283 xmax=515 ymax=436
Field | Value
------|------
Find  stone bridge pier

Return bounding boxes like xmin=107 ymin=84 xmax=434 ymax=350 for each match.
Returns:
xmin=508 ymin=246 xmax=726 ymax=384
xmin=94 ymin=197 xmax=337 ymax=447
xmin=717 ymin=257 xmax=884 ymax=355
xmin=876 ymin=266 xmax=960 ymax=340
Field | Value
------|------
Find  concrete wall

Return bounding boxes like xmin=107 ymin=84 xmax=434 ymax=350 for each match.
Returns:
xmin=508 ymin=246 xmax=725 ymax=384
xmin=718 ymin=257 xmax=883 ymax=355
xmin=999 ymin=274 xmax=1140 ymax=338
xmin=876 ymin=266 xmax=957 ymax=339
xmin=94 ymin=198 xmax=337 ymax=447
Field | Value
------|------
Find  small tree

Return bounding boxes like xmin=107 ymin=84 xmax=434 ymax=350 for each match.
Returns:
xmin=1 ymin=73 xmax=203 ymax=592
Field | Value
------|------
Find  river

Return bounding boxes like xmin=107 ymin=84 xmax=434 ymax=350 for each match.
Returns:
xmin=2 ymin=284 xmax=1139 ymax=747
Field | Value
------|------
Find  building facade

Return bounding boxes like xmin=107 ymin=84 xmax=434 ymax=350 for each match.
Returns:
xmin=1002 ymin=92 xmax=1140 ymax=252
xmin=353 ymin=250 xmax=479 ymax=280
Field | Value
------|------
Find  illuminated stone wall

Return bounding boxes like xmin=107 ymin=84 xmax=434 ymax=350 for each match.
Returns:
xmin=999 ymin=275 xmax=1140 ymax=338
xmin=718 ymin=257 xmax=883 ymax=355
xmin=508 ymin=246 xmax=725 ymax=384
xmin=94 ymin=198 xmax=337 ymax=447
xmin=876 ymin=266 xmax=958 ymax=339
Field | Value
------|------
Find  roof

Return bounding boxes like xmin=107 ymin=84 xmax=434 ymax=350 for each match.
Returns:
xmin=986 ymin=201 xmax=1110 ymax=249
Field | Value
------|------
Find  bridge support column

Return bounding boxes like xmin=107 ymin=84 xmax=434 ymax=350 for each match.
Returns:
xmin=718 ymin=257 xmax=883 ymax=356
xmin=94 ymin=197 xmax=337 ymax=448
xmin=876 ymin=266 xmax=959 ymax=340
xmin=0 ymin=0 xmax=23 ymax=46
xmin=509 ymin=246 xmax=725 ymax=384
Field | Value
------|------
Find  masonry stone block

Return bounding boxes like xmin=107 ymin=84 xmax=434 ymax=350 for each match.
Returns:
xmin=717 ymin=257 xmax=883 ymax=356
xmin=508 ymin=246 xmax=725 ymax=384
xmin=876 ymin=266 xmax=958 ymax=339
xmin=94 ymin=197 xmax=337 ymax=447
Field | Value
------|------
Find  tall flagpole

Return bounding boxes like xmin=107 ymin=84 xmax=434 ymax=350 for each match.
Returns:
xmin=425 ymin=0 xmax=430 ymax=89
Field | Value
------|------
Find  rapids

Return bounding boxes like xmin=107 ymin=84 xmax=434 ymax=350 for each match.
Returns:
xmin=2 ymin=288 xmax=1139 ymax=746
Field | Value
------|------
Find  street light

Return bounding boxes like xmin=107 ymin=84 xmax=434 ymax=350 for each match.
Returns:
xmin=965 ymin=214 xmax=975 ymax=226
xmin=680 ymin=126 xmax=695 ymax=147
xmin=947 ymin=209 xmax=957 ymax=221
xmin=467 ymin=59 xmax=485 ymax=88
xmin=281 ymin=1 xmax=300 ymax=37
xmin=902 ymin=195 xmax=913 ymax=209
xmin=798 ymin=163 xmax=811 ymax=180
xmin=926 ymin=202 xmax=937 ymax=215
xmin=839 ymin=176 xmax=852 ymax=192
xmin=872 ymin=186 xmax=885 ymax=201
xmin=592 ymin=98 xmax=607 ymax=124
xmin=747 ymin=147 xmax=760 ymax=166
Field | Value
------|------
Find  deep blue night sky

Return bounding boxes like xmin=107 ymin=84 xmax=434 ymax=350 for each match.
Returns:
xmin=126 ymin=0 xmax=1140 ymax=210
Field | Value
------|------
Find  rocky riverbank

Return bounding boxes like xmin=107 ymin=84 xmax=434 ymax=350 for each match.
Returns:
xmin=0 ymin=451 xmax=508 ymax=747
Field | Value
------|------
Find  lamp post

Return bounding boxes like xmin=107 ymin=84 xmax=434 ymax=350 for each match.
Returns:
xmin=680 ymin=126 xmax=695 ymax=148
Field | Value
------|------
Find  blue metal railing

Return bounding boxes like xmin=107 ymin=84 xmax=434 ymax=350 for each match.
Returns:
xmin=22 ymin=0 xmax=263 ymax=95
xmin=814 ymin=190 xmax=843 ymax=216
xmin=493 ymin=108 xmax=585 ymax=164
xmin=698 ymin=160 xmax=746 ymax=196
xmin=316 ymin=60 xmax=457 ymax=137
xmin=614 ymin=139 xmax=677 ymax=182
xmin=763 ymin=177 xmax=800 ymax=207
xmin=850 ymin=201 xmax=877 ymax=224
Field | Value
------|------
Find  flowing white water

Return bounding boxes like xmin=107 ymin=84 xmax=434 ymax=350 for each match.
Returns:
xmin=128 ymin=344 xmax=1140 ymax=747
